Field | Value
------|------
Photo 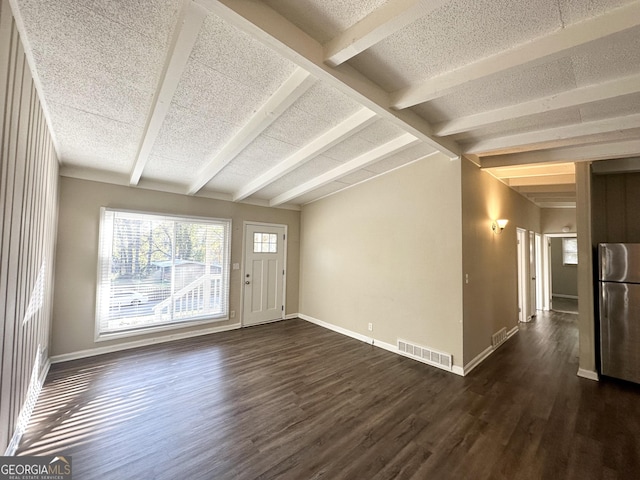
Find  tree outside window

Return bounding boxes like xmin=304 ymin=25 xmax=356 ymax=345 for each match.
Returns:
xmin=96 ymin=208 xmax=231 ymax=337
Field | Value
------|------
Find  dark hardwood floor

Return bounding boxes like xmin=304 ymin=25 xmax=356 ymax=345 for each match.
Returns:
xmin=17 ymin=312 xmax=640 ymax=479
xmin=552 ymin=296 xmax=579 ymax=314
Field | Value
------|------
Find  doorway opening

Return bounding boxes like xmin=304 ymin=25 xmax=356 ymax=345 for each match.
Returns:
xmin=545 ymin=234 xmax=578 ymax=314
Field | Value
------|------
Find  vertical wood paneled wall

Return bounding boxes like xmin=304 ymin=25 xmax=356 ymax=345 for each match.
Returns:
xmin=591 ymin=171 xmax=640 ymax=244
xmin=0 ymin=0 xmax=59 ymax=454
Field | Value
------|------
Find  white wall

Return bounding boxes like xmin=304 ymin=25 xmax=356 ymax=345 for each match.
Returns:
xmin=299 ymin=156 xmax=464 ymax=367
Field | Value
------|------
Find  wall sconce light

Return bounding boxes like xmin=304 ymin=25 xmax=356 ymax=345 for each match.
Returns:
xmin=491 ymin=219 xmax=508 ymax=234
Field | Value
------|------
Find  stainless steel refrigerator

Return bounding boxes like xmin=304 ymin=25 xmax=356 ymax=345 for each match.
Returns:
xmin=599 ymin=243 xmax=640 ymax=384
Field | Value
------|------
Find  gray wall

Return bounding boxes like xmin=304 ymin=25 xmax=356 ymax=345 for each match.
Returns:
xmin=52 ymin=177 xmax=301 ymax=357
xmin=550 ymin=237 xmax=578 ymax=297
xmin=299 ymin=155 xmax=464 ymax=368
xmin=0 ymin=0 xmax=59 ymax=453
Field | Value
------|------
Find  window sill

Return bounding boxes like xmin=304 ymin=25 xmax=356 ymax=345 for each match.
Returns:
xmin=95 ymin=315 xmax=230 ymax=343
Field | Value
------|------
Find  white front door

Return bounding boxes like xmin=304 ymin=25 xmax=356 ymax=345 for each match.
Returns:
xmin=243 ymin=223 xmax=286 ymax=326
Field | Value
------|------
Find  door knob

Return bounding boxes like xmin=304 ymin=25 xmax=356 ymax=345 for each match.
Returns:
xmin=245 ymin=281 xmax=250 ymax=285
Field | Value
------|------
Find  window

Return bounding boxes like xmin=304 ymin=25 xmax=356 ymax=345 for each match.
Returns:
xmin=562 ymin=237 xmax=578 ymax=265
xmin=253 ymin=232 xmax=278 ymax=253
xmin=96 ymin=208 xmax=231 ymax=338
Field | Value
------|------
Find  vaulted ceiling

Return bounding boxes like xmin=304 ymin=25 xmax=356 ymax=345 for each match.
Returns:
xmin=12 ymin=0 xmax=640 ymax=209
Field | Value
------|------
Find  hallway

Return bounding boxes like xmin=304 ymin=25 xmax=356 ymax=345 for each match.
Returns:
xmin=552 ymin=296 xmax=579 ymax=314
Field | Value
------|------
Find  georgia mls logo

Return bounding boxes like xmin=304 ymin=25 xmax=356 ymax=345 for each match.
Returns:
xmin=49 ymin=457 xmax=71 ymax=475
xmin=0 ymin=455 xmax=72 ymax=479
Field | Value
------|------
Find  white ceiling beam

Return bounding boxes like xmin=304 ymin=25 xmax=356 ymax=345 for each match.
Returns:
xmin=323 ymin=0 xmax=450 ymax=67
xmin=195 ymin=0 xmax=460 ymax=159
xmin=471 ymin=129 xmax=640 ymax=157
xmin=186 ymin=67 xmax=315 ymax=195
xmin=270 ymin=132 xmax=420 ymax=206
xmin=535 ymin=202 xmax=577 ymax=208
xmin=482 ymin=140 xmax=640 ymax=168
xmin=466 ymin=114 xmax=640 ymax=155
xmin=232 ymin=108 xmax=378 ymax=202
xmin=591 ymin=157 xmax=640 ymax=174
xmin=435 ymin=73 xmax=640 ymax=136
xmin=514 ymin=184 xmax=576 ymax=194
xmin=60 ymin=165 xmax=301 ymax=211
xmin=129 ymin=0 xmax=208 ymax=185
xmin=530 ymin=196 xmax=576 ymax=203
xmin=390 ymin=1 xmax=640 ymax=108
xmin=507 ymin=174 xmax=576 ymax=187
xmin=525 ymin=190 xmax=576 ymax=201
xmin=488 ymin=163 xmax=574 ymax=179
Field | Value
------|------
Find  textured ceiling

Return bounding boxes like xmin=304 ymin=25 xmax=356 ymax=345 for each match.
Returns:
xmin=349 ymin=0 xmax=562 ymax=90
xmin=12 ymin=0 xmax=640 ymax=209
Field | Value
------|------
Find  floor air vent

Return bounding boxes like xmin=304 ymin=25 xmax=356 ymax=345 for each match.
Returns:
xmin=492 ymin=327 xmax=508 ymax=348
xmin=397 ymin=339 xmax=452 ymax=372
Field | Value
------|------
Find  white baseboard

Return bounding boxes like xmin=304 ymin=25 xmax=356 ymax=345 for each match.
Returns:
xmin=552 ymin=294 xmax=578 ymax=299
xmin=284 ymin=313 xmax=299 ymax=320
xmin=577 ymin=368 xmax=599 ymax=381
xmin=299 ymin=314 xmax=465 ymax=376
xmin=299 ymin=314 xmax=373 ymax=344
xmin=463 ymin=325 xmax=519 ymax=376
xmin=463 ymin=346 xmax=493 ymax=375
xmin=4 ymin=355 xmax=51 ymax=456
xmin=50 ymin=323 xmax=242 ymax=364
xmin=372 ymin=338 xmax=398 ymax=353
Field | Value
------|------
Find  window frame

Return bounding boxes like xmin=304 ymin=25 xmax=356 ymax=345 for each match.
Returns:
xmin=95 ymin=207 xmax=232 ymax=341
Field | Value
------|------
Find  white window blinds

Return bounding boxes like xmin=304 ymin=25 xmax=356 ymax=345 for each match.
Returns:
xmin=96 ymin=208 xmax=231 ymax=337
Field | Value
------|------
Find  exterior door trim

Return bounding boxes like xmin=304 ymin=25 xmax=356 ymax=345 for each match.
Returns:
xmin=241 ymin=221 xmax=288 ymax=326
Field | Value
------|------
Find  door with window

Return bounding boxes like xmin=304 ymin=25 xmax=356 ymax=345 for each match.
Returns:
xmin=243 ymin=223 xmax=286 ymax=326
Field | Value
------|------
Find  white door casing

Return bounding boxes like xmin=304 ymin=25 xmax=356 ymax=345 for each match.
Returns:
xmin=517 ymin=228 xmax=529 ymax=323
xmin=243 ymin=223 xmax=286 ymax=326
xmin=529 ymin=231 xmax=537 ymax=319
xmin=535 ymin=233 xmax=543 ymax=311
xmin=542 ymin=235 xmax=552 ymax=311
